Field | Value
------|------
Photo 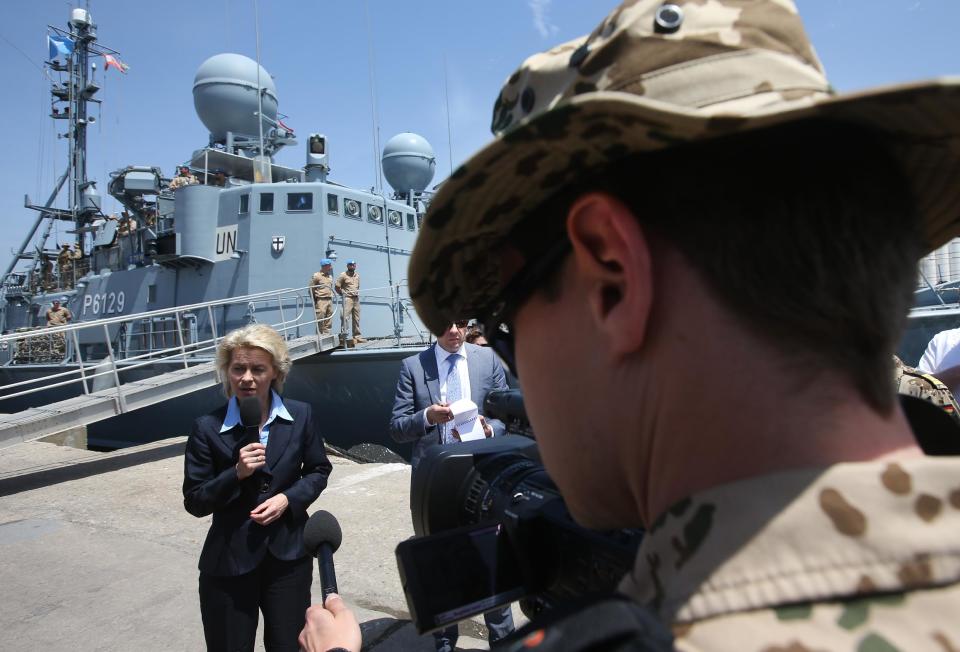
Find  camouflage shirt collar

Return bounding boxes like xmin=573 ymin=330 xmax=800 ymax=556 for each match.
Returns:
xmin=619 ymin=457 xmax=960 ymax=623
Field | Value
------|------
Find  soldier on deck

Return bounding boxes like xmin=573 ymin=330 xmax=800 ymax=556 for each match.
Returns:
xmin=57 ymin=244 xmax=74 ymax=289
xmin=168 ymin=165 xmax=198 ymax=191
xmin=335 ymin=259 xmax=364 ymax=343
xmin=116 ymin=211 xmax=138 ymax=237
xmin=45 ymin=298 xmax=72 ymax=327
xmin=309 ymin=258 xmax=336 ymax=335
xmin=144 ymin=206 xmax=158 ymax=228
xmin=43 ymin=297 xmax=72 ymax=360
xmin=70 ymin=244 xmax=84 ymax=279
xmin=41 ymin=256 xmax=54 ymax=291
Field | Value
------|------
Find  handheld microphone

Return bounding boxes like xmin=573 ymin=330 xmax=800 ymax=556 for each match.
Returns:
xmin=303 ymin=510 xmax=343 ymax=600
xmin=238 ymin=395 xmax=261 ymax=445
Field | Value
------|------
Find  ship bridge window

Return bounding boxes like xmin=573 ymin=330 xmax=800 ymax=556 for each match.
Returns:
xmin=388 ymin=209 xmax=403 ymax=229
xmin=259 ymin=193 xmax=274 ymax=213
xmin=406 ymin=213 xmax=415 ymax=231
xmin=344 ymin=198 xmax=361 ymax=220
xmin=368 ymin=205 xmax=383 ymax=224
xmin=239 ymin=194 xmax=249 ymax=214
xmin=287 ymin=192 xmax=313 ymax=212
xmin=327 ymin=194 xmax=339 ymax=215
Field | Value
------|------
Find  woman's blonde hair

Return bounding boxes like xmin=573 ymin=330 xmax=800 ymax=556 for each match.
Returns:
xmin=216 ymin=324 xmax=292 ymax=397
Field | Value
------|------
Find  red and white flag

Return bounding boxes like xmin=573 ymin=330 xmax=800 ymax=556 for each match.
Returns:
xmin=103 ymin=53 xmax=129 ymax=73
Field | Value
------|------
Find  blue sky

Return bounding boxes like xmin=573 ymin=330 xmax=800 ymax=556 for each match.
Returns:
xmin=1 ymin=1 xmax=958 ymax=273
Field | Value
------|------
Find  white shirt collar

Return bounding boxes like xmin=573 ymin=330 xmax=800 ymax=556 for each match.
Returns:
xmin=220 ymin=389 xmax=292 ymax=432
xmin=435 ymin=342 xmax=466 ymax=366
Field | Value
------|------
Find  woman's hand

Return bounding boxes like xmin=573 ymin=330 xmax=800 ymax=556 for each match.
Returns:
xmin=236 ymin=442 xmax=267 ymax=480
xmin=250 ymin=493 xmax=288 ymax=525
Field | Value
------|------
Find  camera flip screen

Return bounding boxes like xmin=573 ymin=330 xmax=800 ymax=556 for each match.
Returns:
xmin=396 ymin=521 xmax=526 ymax=633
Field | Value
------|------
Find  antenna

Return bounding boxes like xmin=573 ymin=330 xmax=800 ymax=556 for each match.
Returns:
xmin=443 ymin=55 xmax=454 ymax=177
xmin=364 ymin=0 xmax=384 ymax=194
xmin=253 ymin=0 xmax=268 ymax=182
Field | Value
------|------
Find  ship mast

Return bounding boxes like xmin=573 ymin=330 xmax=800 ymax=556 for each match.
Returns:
xmin=0 ymin=8 xmax=121 ymax=297
xmin=69 ymin=11 xmax=92 ymax=229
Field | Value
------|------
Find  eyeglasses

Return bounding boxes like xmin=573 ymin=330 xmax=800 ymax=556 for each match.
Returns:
xmin=482 ymin=238 xmax=572 ymax=378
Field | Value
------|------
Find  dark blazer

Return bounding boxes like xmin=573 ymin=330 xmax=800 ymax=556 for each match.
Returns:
xmin=183 ymin=397 xmax=332 ymax=577
xmin=389 ymin=342 xmax=508 ymax=468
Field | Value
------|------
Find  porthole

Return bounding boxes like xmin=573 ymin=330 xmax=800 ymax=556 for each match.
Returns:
xmin=344 ymin=198 xmax=361 ymax=219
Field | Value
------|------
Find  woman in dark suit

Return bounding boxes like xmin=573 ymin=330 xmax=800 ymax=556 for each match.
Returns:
xmin=183 ymin=324 xmax=332 ymax=651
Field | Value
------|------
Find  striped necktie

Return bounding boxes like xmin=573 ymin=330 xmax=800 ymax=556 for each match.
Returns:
xmin=443 ymin=353 xmax=462 ymax=443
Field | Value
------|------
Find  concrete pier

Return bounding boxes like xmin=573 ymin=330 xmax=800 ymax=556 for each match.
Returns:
xmin=0 ymin=438 xmax=523 ymax=650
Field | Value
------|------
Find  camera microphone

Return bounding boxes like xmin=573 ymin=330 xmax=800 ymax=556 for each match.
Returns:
xmin=238 ymin=396 xmax=261 ymax=445
xmin=303 ymin=510 xmax=343 ymax=600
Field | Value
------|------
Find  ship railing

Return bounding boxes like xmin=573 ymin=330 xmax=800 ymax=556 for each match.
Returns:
xmin=0 ymin=286 xmax=323 ymax=404
xmin=387 ymin=280 xmax=429 ymax=345
xmin=332 ymin=282 xmax=432 ymax=345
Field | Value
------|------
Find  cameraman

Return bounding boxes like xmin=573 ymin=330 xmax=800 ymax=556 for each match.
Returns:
xmin=300 ymin=1 xmax=960 ymax=649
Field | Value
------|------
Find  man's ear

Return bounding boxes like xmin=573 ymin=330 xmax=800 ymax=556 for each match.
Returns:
xmin=566 ymin=192 xmax=653 ymax=356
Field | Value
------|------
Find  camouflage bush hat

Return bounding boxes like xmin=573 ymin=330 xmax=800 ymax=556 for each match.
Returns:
xmin=408 ymin=0 xmax=960 ymax=335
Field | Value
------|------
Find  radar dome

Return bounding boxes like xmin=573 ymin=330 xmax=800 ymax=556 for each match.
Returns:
xmin=382 ymin=133 xmax=436 ymax=193
xmin=193 ymin=53 xmax=279 ymax=141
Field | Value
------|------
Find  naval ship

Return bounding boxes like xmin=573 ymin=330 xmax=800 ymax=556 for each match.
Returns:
xmin=0 ymin=8 xmax=436 ymax=455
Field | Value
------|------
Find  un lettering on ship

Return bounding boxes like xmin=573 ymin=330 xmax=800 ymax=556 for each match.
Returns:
xmin=214 ymin=225 xmax=238 ymax=262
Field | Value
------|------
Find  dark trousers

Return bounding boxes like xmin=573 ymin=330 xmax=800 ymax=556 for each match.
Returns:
xmin=199 ymin=553 xmax=312 ymax=652
xmin=432 ymin=605 xmax=515 ymax=652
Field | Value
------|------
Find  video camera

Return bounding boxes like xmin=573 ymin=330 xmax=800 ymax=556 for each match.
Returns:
xmin=395 ymin=389 xmax=644 ymax=634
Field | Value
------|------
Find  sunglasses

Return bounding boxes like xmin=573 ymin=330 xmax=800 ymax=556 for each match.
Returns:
xmin=482 ymin=238 xmax=572 ymax=378
xmin=452 ymin=320 xmax=469 ymax=329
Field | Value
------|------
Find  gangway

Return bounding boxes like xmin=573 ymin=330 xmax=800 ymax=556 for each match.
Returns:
xmin=0 ymin=287 xmax=339 ymax=449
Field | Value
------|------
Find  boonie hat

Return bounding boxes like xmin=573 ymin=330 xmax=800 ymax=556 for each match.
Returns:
xmin=408 ymin=0 xmax=960 ymax=336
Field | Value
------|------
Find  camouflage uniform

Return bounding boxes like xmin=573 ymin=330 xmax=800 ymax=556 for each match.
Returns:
xmin=894 ymin=356 xmax=960 ymax=455
xmin=70 ymin=245 xmax=85 ymax=282
xmin=310 ymin=269 xmax=335 ymax=335
xmin=45 ymin=306 xmax=71 ymax=326
xmin=57 ymin=245 xmax=74 ymax=289
xmin=41 ymin=258 xmax=54 ymax=291
xmin=168 ymin=171 xmax=198 ymax=190
xmin=117 ymin=216 xmax=137 ymax=237
xmin=336 ymin=270 xmax=362 ymax=339
xmin=618 ymin=459 xmax=960 ymax=651
xmin=894 ymin=356 xmax=960 ymax=424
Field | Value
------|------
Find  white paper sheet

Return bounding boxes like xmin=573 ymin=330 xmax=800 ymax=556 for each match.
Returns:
xmin=448 ymin=398 xmax=486 ymax=441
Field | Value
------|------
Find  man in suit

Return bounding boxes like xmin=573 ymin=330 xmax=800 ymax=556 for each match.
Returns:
xmin=389 ymin=319 xmax=515 ymax=651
